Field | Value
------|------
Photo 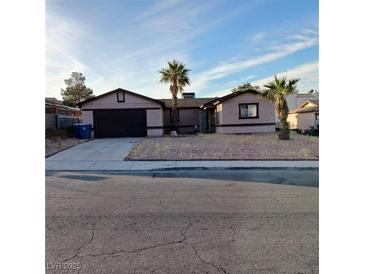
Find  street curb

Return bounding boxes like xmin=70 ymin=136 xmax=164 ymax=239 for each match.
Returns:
xmin=45 ymin=166 xmax=319 ymax=173
xmin=125 ymin=158 xmax=319 ymax=161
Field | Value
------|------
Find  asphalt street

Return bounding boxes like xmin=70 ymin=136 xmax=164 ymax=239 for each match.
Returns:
xmin=46 ymin=169 xmax=318 ymax=273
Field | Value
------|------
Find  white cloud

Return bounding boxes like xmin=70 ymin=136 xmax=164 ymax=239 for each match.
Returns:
xmin=204 ymin=61 xmax=318 ymax=98
xmin=252 ymin=62 xmax=319 ymax=92
xmin=250 ymin=32 xmax=266 ymax=43
xmin=46 ymin=0 xmax=258 ymax=99
xmin=190 ymin=30 xmax=318 ymax=93
xmin=134 ymin=0 xmax=181 ymax=21
xmin=46 ymin=14 xmax=95 ymax=98
xmin=46 ymin=3 xmax=318 ymax=101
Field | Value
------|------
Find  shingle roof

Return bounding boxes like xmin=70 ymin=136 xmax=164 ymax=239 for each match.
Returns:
xmin=160 ymin=98 xmax=214 ymax=108
xmin=201 ymin=89 xmax=262 ymax=108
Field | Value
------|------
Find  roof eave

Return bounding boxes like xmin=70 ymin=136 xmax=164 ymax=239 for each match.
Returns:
xmin=77 ymin=88 xmax=166 ymax=108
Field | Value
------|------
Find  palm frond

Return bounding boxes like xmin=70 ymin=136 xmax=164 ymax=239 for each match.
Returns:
xmin=159 ymin=59 xmax=191 ymax=93
xmin=262 ymin=75 xmax=300 ymax=100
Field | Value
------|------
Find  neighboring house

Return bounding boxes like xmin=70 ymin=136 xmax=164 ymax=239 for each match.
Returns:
xmin=274 ymin=90 xmax=319 ymax=123
xmin=286 ymin=90 xmax=319 ymax=111
xmin=45 ymin=98 xmax=81 ymax=130
xmin=287 ymin=99 xmax=319 ymax=132
xmin=201 ymin=89 xmax=276 ymax=134
xmin=78 ymin=88 xmax=276 ymax=138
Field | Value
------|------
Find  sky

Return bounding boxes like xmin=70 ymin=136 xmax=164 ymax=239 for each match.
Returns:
xmin=46 ymin=0 xmax=318 ymax=99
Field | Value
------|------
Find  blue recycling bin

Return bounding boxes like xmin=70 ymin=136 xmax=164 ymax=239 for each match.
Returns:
xmin=80 ymin=124 xmax=92 ymax=139
xmin=73 ymin=124 xmax=82 ymax=139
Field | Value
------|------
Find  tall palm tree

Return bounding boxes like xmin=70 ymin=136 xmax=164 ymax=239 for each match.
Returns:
xmin=159 ymin=60 xmax=191 ymax=132
xmin=262 ymin=75 xmax=300 ymax=140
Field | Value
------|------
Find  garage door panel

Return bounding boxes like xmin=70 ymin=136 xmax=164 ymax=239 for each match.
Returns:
xmin=94 ymin=110 xmax=147 ymax=138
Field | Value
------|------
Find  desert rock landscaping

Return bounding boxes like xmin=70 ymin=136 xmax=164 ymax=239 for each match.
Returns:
xmin=126 ymin=133 xmax=319 ymax=161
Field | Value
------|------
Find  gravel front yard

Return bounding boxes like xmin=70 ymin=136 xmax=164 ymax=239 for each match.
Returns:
xmin=46 ymin=137 xmax=87 ymax=157
xmin=126 ymin=133 xmax=319 ymax=160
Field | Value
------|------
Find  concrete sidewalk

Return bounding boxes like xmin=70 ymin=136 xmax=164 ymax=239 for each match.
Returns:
xmin=46 ymin=159 xmax=318 ymax=171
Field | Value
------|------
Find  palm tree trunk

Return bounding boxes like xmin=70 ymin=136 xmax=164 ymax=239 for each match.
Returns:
xmin=170 ymin=84 xmax=178 ymax=132
xmin=277 ymin=97 xmax=290 ymax=140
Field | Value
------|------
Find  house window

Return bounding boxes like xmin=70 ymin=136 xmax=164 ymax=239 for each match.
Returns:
xmin=169 ymin=109 xmax=180 ymax=122
xmin=239 ymin=103 xmax=259 ymax=119
xmin=117 ymin=91 xmax=125 ymax=102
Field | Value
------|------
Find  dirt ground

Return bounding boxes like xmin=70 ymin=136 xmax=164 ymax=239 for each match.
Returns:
xmin=126 ymin=132 xmax=319 ymax=160
xmin=46 ymin=137 xmax=87 ymax=157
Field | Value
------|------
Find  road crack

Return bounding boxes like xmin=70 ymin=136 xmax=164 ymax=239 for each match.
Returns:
xmin=60 ymin=220 xmax=97 ymax=263
xmin=87 ymin=217 xmax=193 ymax=258
xmin=189 ymin=243 xmax=229 ymax=273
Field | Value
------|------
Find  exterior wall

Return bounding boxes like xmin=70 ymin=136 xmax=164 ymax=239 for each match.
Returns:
xmin=297 ymin=112 xmax=316 ymax=131
xmin=163 ymin=108 xmax=201 ymax=134
xmin=147 ymin=109 xmax=163 ymax=127
xmin=82 ymin=110 xmax=93 ymax=126
xmin=287 ymin=113 xmax=298 ymax=129
xmin=146 ymin=109 xmax=163 ymax=136
xmin=216 ymin=93 xmax=275 ymax=133
xmin=81 ymin=91 xmax=164 ymax=137
xmin=147 ymin=129 xmax=164 ymax=136
xmin=82 ymin=110 xmax=94 ymax=137
xmin=216 ymin=125 xmax=275 ymax=134
xmin=215 ymin=104 xmax=222 ymax=125
xmin=288 ymin=111 xmax=317 ymax=132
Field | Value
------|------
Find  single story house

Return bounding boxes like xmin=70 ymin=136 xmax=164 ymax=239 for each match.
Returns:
xmin=78 ymin=88 xmax=276 ymax=138
xmin=287 ymin=99 xmax=319 ymax=132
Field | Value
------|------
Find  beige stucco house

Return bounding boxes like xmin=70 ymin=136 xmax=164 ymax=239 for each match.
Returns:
xmin=287 ymin=99 xmax=319 ymax=132
xmin=78 ymin=88 xmax=276 ymax=138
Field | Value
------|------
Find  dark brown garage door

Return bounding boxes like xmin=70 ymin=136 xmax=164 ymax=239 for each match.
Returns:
xmin=94 ymin=109 xmax=147 ymax=138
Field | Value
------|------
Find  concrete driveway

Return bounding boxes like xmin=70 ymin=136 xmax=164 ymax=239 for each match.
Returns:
xmin=46 ymin=138 xmax=141 ymax=171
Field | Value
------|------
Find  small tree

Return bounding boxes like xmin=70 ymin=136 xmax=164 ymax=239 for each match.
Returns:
xmin=159 ymin=60 xmax=191 ymax=132
xmin=262 ymin=75 xmax=299 ymax=140
xmin=61 ymin=72 xmax=94 ymax=107
xmin=231 ymin=82 xmax=260 ymax=93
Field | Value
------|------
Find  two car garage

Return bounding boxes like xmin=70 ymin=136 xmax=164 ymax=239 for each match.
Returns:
xmin=78 ymin=88 xmax=165 ymax=138
xmin=93 ymin=109 xmax=147 ymax=138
